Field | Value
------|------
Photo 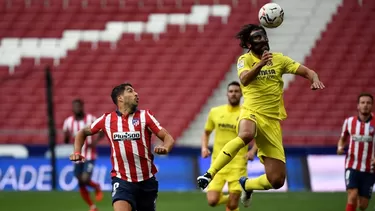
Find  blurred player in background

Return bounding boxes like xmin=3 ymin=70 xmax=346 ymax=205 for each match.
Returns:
xmin=197 ymin=24 xmax=325 ymax=207
xmin=201 ymin=81 xmax=257 ymax=211
xmin=63 ymin=99 xmax=104 ymax=211
xmin=69 ymin=83 xmax=175 ymax=211
xmin=337 ymin=93 xmax=375 ymax=211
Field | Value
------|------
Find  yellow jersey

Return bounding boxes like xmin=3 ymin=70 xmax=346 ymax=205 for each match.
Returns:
xmin=237 ymin=52 xmax=300 ymax=120
xmin=205 ymin=104 xmax=248 ymax=172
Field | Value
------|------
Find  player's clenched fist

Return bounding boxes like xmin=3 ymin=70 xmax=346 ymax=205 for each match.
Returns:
xmin=154 ymin=146 xmax=168 ymax=155
xmin=337 ymin=146 xmax=345 ymax=155
xmin=201 ymin=147 xmax=211 ymax=158
xmin=69 ymin=152 xmax=85 ymax=162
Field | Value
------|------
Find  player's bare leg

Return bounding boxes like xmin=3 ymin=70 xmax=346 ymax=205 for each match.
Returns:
xmin=239 ymin=157 xmax=284 ymax=207
xmin=113 ymin=200 xmax=132 ymax=211
xmin=197 ymin=119 xmax=256 ymax=189
xmin=358 ymin=196 xmax=369 ymax=211
xmin=206 ymin=191 xmax=229 ymax=207
xmin=262 ymin=157 xmax=286 ymax=189
xmin=226 ymin=192 xmax=240 ymax=211
xmin=206 ymin=191 xmax=240 ymax=211
xmin=346 ymin=188 xmax=358 ymax=211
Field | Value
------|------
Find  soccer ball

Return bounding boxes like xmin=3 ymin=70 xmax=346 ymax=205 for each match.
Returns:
xmin=258 ymin=3 xmax=284 ymax=28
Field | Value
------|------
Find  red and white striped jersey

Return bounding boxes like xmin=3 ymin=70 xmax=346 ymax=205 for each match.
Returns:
xmin=90 ymin=109 xmax=162 ymax=182
xmin=341 ymin=116 xmax=375 ymax=173
xmin=63 ymin=114 xmax=97 ymax=160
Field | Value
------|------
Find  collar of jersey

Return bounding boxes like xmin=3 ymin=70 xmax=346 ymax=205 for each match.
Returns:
xmin=249 ymin=51 xmax=260 ymax=61
xmin=227 ymin=105 xmax=240 ymax=112
xmin=116 ymin=109 xmax=138 ymax=117
xmin=357 ymin=115 xmax=373 ymax=123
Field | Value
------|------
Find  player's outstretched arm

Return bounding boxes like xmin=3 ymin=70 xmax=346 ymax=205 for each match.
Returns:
xmin=69 ymin=126 xmax=98 ymax=162
xmin=154 ymin=129 xmax=175 ymax=155
xmin=294 ymin=65 xmax=325 ymax=90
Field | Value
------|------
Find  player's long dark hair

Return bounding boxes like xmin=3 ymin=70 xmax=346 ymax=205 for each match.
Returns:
xmin=235 ymin=24 xmax=268 ymax=50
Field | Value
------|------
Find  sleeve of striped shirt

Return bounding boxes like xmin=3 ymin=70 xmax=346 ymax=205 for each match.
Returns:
xmin=341 ymin=118 xmax=349 ymax=137
xmin=90 ymin=114 xmax=105 ymax=133
xmin=146 ymin=110 xmax=163 ymax=134
xmin=62 ymin=118 xmax=69 ymax=132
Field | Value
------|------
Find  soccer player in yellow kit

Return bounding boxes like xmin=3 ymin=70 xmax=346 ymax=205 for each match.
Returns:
xmin=201 ymin=81 xmax=258 ymax=211
xmin=197 ymin=24 xmax=325 ymax=207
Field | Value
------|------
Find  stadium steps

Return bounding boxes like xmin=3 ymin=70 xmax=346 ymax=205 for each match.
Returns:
xmin=178 ymin=0 xmax=343 ymax=147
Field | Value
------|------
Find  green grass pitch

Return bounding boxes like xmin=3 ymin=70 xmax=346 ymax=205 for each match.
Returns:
xmin=0 ymin=191 xmax=371 ymax=211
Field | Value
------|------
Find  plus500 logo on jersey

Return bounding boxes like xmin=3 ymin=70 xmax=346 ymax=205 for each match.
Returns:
xmin=113 ymin=132 xmax=140 ymax=141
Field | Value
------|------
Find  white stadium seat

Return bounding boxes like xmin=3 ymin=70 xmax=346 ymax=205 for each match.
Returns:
xmin=1 ymin=38 xmax=20 ymax=50
xmin=168 ymin=14 xmax=187 ymax=32
xmin=126 ymin=22 xmax=145 ymax=41
xmin=81 ymin=30 xmax=101 ymax=42
xmin=147 ymin=14 xmax=168 ymax=40
xmin=211 ymin=5 xmax=231 ymax=24
xmin=188 ymin=5 xmax=211 ymax=32
xmin=149 ymin=14 xmax=168 ymax=22
xmin=39 ymin=38 xmax=60 ymax=48
xmin=146 ymin=21 xmax=167 ymax=41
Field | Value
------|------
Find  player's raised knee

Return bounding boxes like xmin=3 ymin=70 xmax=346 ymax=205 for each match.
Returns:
xmin=238 ymin=132 xmax=254 ymax=144
xmin=267 ymin=174 xmax=285 ymax=189
xmin=207 ymin=198 xmax=219 ymax=207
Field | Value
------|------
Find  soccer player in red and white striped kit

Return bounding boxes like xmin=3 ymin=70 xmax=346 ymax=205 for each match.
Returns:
xmin=70 ymin=83 xmax=175 ymax=211
xmin=337 ymin=93 xmax=375 ymax=211
xmin=63 ymin=99 xmax=104 ymax=211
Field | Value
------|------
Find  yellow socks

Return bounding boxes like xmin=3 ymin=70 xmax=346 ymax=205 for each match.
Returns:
xmin=208 ymin=137 xmax=245 ymax=176
xmin=245 ymin=174 xmax=273 ymax=190
xmin=218 ymin=194 xmax=229 ymax=205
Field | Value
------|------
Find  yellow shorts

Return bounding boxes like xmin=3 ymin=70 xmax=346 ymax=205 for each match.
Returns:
xmin=238 ymin=108 xmax=285 ymax=163
xmin=207 ymin=168 xmax=247 ymax=193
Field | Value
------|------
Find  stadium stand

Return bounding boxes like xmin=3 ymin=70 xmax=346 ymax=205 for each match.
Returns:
xmin=1 ymin=0 xmax=373 ymax=147
xmin=282 ymin=0 xmax=375 ymax=145
xmin=0 ymin=0 xmax=270 ymax=144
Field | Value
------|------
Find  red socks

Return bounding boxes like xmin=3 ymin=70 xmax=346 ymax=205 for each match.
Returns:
xmin=346 ymin=204 xmax=355 ymax=211
xmin=88 ymin=180 xmax=99 ymax=190
xmin=79 ymin=186 xmax=94 ymax=206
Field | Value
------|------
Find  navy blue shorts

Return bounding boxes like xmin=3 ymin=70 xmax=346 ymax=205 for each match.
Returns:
xmin=74 ymin=160 xmax=95 ymax=178
xmin=111 ymin=177 xmax=158 ymax=211
xmin=345 ymin=168 xmax=375 ymax=198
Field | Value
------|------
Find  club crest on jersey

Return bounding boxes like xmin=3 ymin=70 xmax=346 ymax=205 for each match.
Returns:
xmin=132 ymin=118 xmax=140 ymax=126
xmin=370 ymin=126 xmax=374 ymax=133
xmin=113 ymin=132 xmax=141 ymax=141
xmin=237 ymin=59 xmax=244 ymax=69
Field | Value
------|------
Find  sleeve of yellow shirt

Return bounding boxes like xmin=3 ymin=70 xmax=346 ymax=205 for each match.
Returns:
xmin=282 ymin=54 xmax=300 ymax=74
xmin=237 ymin=55 xmax=252 ymax=77
xmin=204 ymin=109 xmax=215 ymax=132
